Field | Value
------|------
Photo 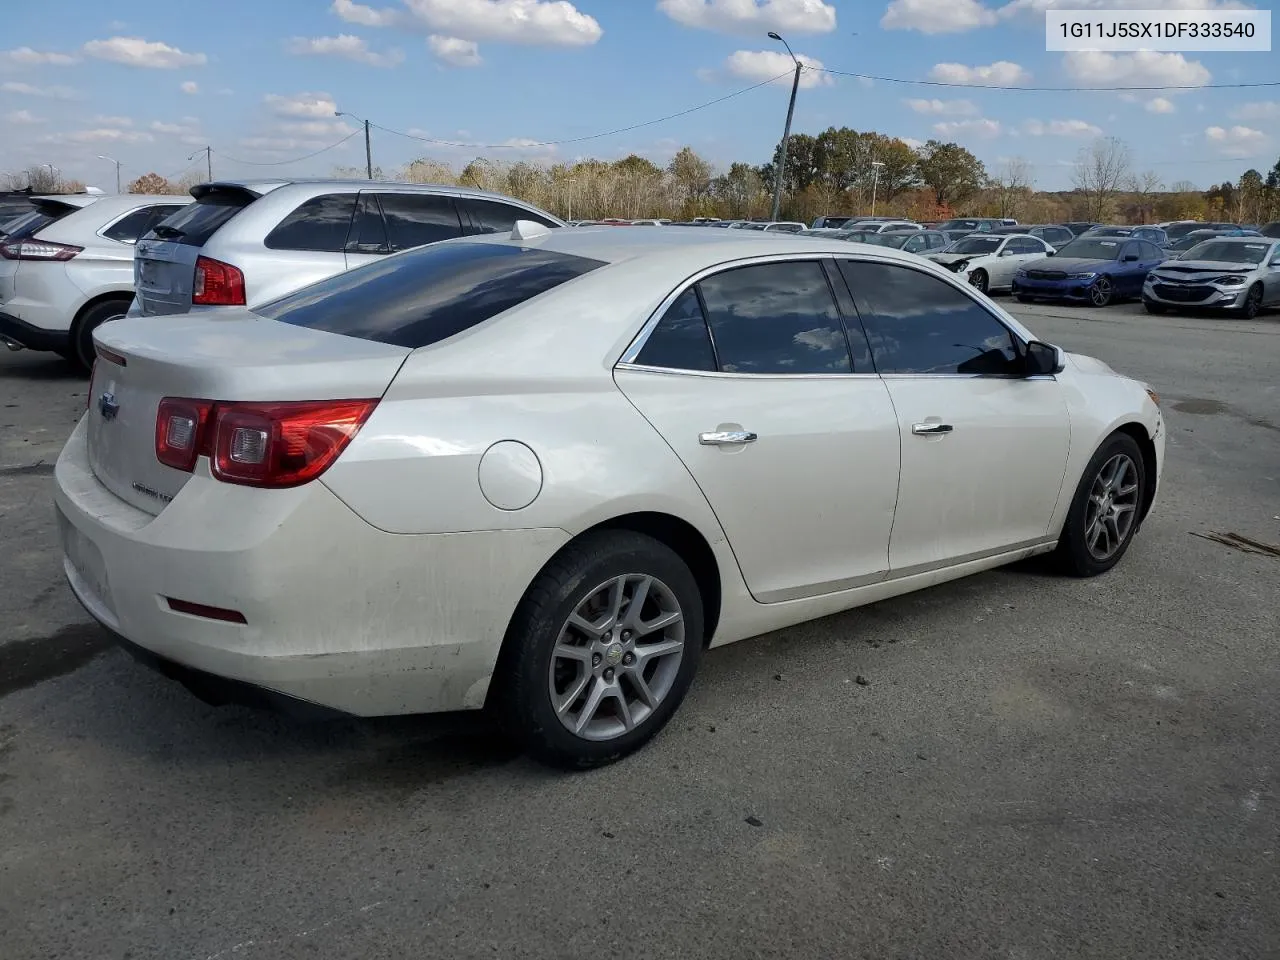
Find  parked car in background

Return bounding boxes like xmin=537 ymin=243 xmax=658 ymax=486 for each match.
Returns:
xmin=130 ymin=180 xmax=565 ymax=318
xmin=0 ymin=193 xmax=190 ymax=368
xmin=1011 ymin=235 xmax=1166 ymax=307
xmin=738 ymin=221 xmax=807 ymax=234
xmin=57 ymin=223 xmax=1164 ymax=768
xmin=840 ymin=219 xmax=921 ymax=234
xmin=923 ymin=233 xmax=1056 ymax=294
xmin=990 ymin=223 xmax=1075 ymax=248
xmin=810 ymin=215 xmax=859 ymax=229
xmin=630 ymin=219 xmax=664 ymax=226
xmin=853 ymin=230 xmax=951 ymax=255
xmin=1061 ymin=222 xmax=1101 ymax=236
xmin=0 ymin=194 xmax=100 ymax=244
xmin=935 ymin=218 xmax=1004 ymax=237
xmin=1164 ymin=227 xmax=1261 ymax=255
xmin=1083 ymin=225 xmax=1170 ymax=247
xmin=1259 ymin=221 xmax=1280 ymax=239
xmin=1143 ymin=237 xmax=1280 ymax=319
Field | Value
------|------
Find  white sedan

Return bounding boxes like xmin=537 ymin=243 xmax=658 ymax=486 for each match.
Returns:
xmin=925 ymin=233 xmax=1057 ymax=294
xmin=55 ymin=225 xmax=1165 ymax=769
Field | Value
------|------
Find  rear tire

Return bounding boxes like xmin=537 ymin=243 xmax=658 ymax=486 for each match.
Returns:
xmin=492 ymin=530 xmax=704 ymax=769
xmin=71 ymin=300 xmax=130 ymax=372
xmin=1055 ymin=432 xmax=1147 ymax=578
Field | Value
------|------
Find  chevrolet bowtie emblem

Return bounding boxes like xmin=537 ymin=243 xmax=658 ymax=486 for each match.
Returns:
xmin=98 ymin=391 xmax=120 ymax=421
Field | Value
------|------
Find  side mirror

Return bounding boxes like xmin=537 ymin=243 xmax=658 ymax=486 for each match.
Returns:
xmin=1025 ymin=340 xmax=1064 ymax=377
xmin=1046 ymin=249 xmax=1056 ymax=256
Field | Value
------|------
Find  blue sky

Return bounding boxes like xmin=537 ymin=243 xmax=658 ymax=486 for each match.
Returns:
xmin=2 ymin=0 xmax=1277 ymax=192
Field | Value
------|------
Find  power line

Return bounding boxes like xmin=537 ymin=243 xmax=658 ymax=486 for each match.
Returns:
xmin=812 ymin=65 xmax=1280 ymax=92
xmin=212 ymin=131 xmax=360 ymax=167
xmin=370 ymin=71 xmax=793 ymax=150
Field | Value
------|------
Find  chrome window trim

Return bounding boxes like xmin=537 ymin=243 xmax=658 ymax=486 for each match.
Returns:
xmin=616 ymin=362 xmax=881 ymax=381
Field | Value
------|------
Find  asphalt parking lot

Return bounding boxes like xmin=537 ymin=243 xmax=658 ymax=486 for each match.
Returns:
xmin=2 ymin=300 xmax=1278 ymax=960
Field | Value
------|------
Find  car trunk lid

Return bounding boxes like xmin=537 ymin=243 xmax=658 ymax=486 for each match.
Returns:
xmin=86 ymin=311 xmax=411 ymax=515
xmin=133 ymin=183 xmax=263 ymax=316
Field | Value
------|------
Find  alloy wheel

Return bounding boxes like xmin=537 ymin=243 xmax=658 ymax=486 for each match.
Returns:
xmin=1084 ymin=453 xmax=1140 ymax=561
xmin=548 ymin=573 xmax=685 ymax=742
xmin=1089 ymin=276 xmax=1113 ymax=307
xmin=1243 ymin=285 xmax=1262 ymax=319
xmin=968 ymin=270 xmax=988 ymax=293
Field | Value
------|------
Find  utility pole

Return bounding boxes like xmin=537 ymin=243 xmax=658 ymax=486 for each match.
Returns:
xmin=870 ymin=161 xmax=885 ymax=216
xmin=768 ymin=31 xmax=803 ymax=223
xmin=188 ymin=147 xmax=213 ymax=182
xmin=336 ymin=113 xmax=374 ymax=179
xmin=97 ymin=155 xmax=122 ymax=193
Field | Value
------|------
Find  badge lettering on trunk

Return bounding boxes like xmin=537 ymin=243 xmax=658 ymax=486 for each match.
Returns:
xmin=98 ymin=391 xmax=119 ymax=421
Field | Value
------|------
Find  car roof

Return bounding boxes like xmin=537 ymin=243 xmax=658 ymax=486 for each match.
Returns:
xmin=189 ymin=178 xmax=543 ymax=205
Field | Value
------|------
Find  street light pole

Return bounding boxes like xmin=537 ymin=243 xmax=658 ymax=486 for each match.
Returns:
xmin=870 ymin=161 xmax=885 ymax=216
xmin=768 ymin=31 xmax=802 ymax=223
xmin=337 ymin=112 xmax=374 ymax=179
xmin=96 ymin=155 xmax=121 ymax=193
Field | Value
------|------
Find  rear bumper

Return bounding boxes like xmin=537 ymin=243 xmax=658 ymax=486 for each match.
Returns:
xmin=0 ymin=309 xmax=70 ymax=352
xmin=54 ymin=416 xmax=570 ymax=717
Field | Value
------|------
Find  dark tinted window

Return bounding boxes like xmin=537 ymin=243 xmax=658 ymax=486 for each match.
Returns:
xmin=1139 ymin=241 xmax=1165 ymax=260
xmin=461 ymin=197 xmax=558 ymax=235
xmin=264 ymin=194 xmax=357 ymax=252
xmin=697 ymin=261 xmax=851 ymax=375
xmin=147 ymin=188 xmax=255 ymax=245
xmin=1006 ymin=238 xmax=1037 ymax=255
xmin=377 ymin=193 xmax=462 ymax=251
xmin=1055 ymin=238 xmax=1124 ymax=260
xmin=259 ymin=242 xmax=605 ymax=349
xmin=902 ymin=234 xmax=928 ymax=253
xmin=103 ymin=207 xmax=159 ymax=243
xmin=348 ymin=193 xmax=389 ymax=254
xmin=634 ymin=288 xmax=716 ymax=372
xmin=839 ymin=260 xmax=1021 ymax=376
xmin=0 ymin=211 xmax=53 ymax=239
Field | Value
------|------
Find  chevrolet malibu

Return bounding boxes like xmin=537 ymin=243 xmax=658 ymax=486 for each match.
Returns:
xmin=1143 ymin=236 xmax=1280 ymax=318
xmin=56 ymin=225 xmax=1165 ymax=769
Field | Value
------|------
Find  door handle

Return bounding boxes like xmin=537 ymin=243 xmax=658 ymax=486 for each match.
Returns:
xmin=699 ymin=431 xmax=758 ymax=445
xmin=912 ymin=422 xmax=954 ymax=436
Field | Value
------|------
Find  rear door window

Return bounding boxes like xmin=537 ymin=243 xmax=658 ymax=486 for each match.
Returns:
xmin=102 ymin=205 xmax=186 ymax=244
xmin=264 ymin=194 xmax=358 ymax=252
xmin=376 ymin=193 xmax=463 ymax=251
xmin=146 ymin=188 xmax=256 ymax=245
xmin=459 ymin=197 xmax=558 ymax=235
xmin=258 ymin=242 xmax=606 ymax=348
xmin=633 ymin=288 xmax=717 ymax=372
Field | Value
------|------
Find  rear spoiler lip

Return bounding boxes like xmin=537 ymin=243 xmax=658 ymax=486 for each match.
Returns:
xmin=188 ymin=182 xmax=277 ymax=202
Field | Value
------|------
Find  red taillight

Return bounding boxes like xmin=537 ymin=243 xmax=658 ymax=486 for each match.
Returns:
xmin=155 ymin=397 xmax=214 ymax=472
xmin=192 ymin=256 xmax=245 ymax=306
xmin=0 ymin=239 xmax=82 ymax=261
xmin=154 ymin=397 xmax=377 ymax=488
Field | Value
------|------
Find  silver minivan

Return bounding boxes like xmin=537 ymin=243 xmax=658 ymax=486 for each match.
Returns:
xmin=130 ymin=179 xmax=566 ymax=316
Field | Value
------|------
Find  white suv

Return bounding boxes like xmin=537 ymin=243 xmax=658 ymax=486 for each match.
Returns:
xmin=130 ymin=179 xmax=565 ymax=317
xmin=0 ymin=193 xmax=191 ymax=368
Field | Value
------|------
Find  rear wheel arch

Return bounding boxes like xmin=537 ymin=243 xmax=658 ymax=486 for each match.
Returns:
xmin=68 ymin=292 xmax=134 ymax=369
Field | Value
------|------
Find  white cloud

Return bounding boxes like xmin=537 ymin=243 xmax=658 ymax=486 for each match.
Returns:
xmin=279 ymin=119 xmax=356 ymax=137
xmin=1023 ymin=118 xmax=1102 ymax=136
xmin=401 ymin=0 xmax=602 ymax=46
xmin=44 ymin=128 xmax=154 ymax=144
xmin=286 ymin=34 xmax=404 ymax=67
xmin=82 ymin=36 xmax=207 ymax=69
xmin=0 ymin=81 xmax=77 ymax=99
xmin=717 ymin=49 xmax=832 ymax=88
xmin=659 ymin=0 xmax=837 ymax=35
xmin=1231 ymin=101 xmax=1280 ymax=121
xmin=92 ymin=114 xmax=134 ymax=128
xmin=1062 ymin=51 xmax=1210 ymax=89
xmin=882 ymin=0 xmax=997 ymax=33
xmin=1145 ymin=97 xmax=1175 ymax=114
xmin=5 ymin=109 xmax=42 ymax=124
xmin=999 ymin=0 xmax=1251 ymax=17
xmin=933 ymin=118 xmax=1002 ymax=138
xmin=151 ymin=118 xmax=201 ymax=136
xmin=1 ymin=47 xmax=79 ymax=66
xmin=181 ymin=80 xmax=199 ymax=94
xmin=904 ymin=98 xmax=978 ymax=115
xmin=1204 ymin=125 xmax=1267 ymax=158
xmin=429 ymin=35 xmax=482 ymax=67
xmin=331 ymin=0 xmax=403 ymax=26
xmin=929 ymin=60 xmax=1030 ymax=85
xmin=264 ymin=92 xmax=339 ymax=118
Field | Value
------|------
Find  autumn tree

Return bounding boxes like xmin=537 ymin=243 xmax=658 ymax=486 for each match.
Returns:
xmin=667 ymin=147 xmax=713 ymax=214
xmin=917 ymin=140 xmax=986 ymax=208
xmin=711 ymin=162 xmax=766 ymax=219
xmin=1127 ymin=170 xmax=1163 ymax=223
xmin=128 ymin=172 xmax=172 ymax=194
xmin=1072 ymin=137 xmax=1132 ymax=221
xmin=990 ymin=158 xmax=1034 ymax=220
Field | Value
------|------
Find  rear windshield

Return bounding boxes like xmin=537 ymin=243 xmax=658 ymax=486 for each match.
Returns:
xmin=258 ymin=241 xmax=607 ymax=349
xmin=144 ymin=188 xmax=256 ymax=246
xmin=0 ymin=210 xmax=52 ymax=239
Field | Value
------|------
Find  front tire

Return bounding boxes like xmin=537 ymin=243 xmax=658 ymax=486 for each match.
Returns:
xmin=493 ymin=531 xmax=704 ymax=769
xmin=1239 ymin=283 xmax=1263 ymax=319
xmin=1088 ymin=276 xmax=1114 ymax=307
xmin=1143 ymin=300 xmax=1167 ymax=315
xmin=1055 ymin=433 xmax=1147 ymax=577
xmin=968 ymin=269 xmax=989 ymax=294
xmin=71 ymin=300 xmax=130 ymax=372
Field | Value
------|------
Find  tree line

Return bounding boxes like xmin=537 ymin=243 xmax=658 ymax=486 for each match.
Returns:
xmin=8 ymin=129 xmax=1280 ymax=227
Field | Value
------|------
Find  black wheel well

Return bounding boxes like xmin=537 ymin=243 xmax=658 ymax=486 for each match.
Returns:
xmin=1114 ymin=423 xmax=1158 ymax=524
xmin=72 ymin=292 xmax=134 ymax=332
